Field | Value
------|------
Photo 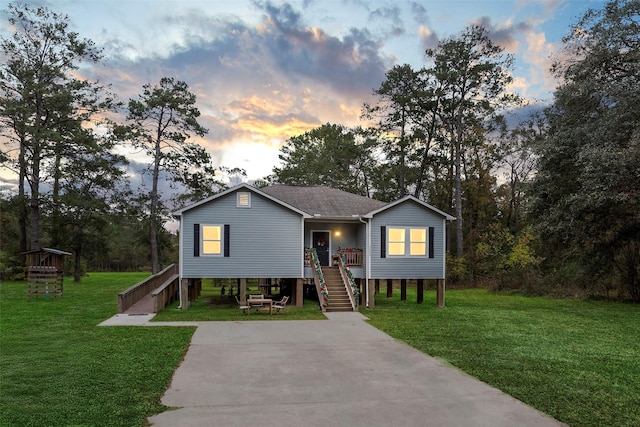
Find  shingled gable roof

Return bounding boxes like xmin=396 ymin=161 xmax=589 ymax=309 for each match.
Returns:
xmin=173 ymin=183 xmax=453 ymax=220
xmin=261 ymin=185 xmax=387 ymax=218
xmin=364 ymin=195 xmax=456 ymax=220
xmin=172 ymin=183 xmax=310 ymax=217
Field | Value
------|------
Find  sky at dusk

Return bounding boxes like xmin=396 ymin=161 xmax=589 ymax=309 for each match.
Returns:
xmin=1 ymin=0 xmax=606 ymax=184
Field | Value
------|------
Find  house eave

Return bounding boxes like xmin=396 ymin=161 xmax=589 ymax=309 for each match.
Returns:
xmin=172 ymin=183 xmax=312 ymax=218
xmin=364 ymin=195 xmax=456 ymax=220
xmin=305 ymin=215 xmax=365 ymax=223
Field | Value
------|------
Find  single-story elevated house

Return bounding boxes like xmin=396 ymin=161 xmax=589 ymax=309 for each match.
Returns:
xmin=173 ymin=183 xmax=455 ymax=311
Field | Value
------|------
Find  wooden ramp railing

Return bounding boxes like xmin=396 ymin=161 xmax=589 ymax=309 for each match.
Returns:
xmin=118 ymin=264 xmax=179 ymax=313
xmin=150 ymin=272 xmax=181 ymax=313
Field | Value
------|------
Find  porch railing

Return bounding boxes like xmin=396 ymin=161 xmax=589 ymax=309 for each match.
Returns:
xmin=337 ymin=249 xmax=363 ymax=266
xmin=305 ymin=248 xmax=363 ymax=267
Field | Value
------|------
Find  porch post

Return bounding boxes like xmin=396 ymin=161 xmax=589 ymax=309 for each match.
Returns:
xmin=356 ymin=279 xmax=365 ymax=306
xmin=400 ymin=279 xmax=407 ymax=301
xmin=195 ymin=278 xmax=202 ymax=300
xmin=417 ymin=279 xmax=424 ymax=304
xmin=240 ymin=278 xmax=247 ymax=302
xmin=375 ymin=279 xmax=380 ymax=294
xmin=180 ymin=278 xmax=189 ymax=310
xmin=296 ymin=278 xmax=303 ymax=307
xmin=437 ymin=279 xmax=445 ymax=308
xmin=386 ymin=279 xmax=393 ymax=298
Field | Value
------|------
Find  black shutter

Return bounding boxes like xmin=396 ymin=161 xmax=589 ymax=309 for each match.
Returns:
xmin=380 ymin=226 xmax=386 ymax=258
xmin=428 ymin=227 xmax=435 ymax=259
xmin=224 ymin=224 xmax=230 ymax=257
xmin=194 ymin=224 xmax=200 ymax=257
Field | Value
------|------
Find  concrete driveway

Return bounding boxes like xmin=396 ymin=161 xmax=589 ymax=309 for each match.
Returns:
xmin=146 ymin=312 xmax=564 ymax=427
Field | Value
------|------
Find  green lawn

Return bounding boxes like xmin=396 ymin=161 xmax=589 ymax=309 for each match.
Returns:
xmin=0 ymin=273 xmax=195 ymax=427
xmin=365 ymin=288 xmax=640 ymax=427
xmin=2 ymin=275 xmax=639 ymax=427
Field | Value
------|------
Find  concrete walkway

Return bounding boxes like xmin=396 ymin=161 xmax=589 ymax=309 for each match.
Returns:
xmin=120 ymin=312 xmax=566 ymax=427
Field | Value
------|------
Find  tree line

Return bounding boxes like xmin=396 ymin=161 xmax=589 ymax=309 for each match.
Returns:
xmin=1 ymin=1 xmax=638 ymax=302
xmin=269 ymin=0 xmax=640 ymax=301
xmin=0 ymin=4 xmax=231 ymax=279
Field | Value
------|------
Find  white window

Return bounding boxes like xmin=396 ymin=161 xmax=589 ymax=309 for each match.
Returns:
xmin=410 ymin=228 xmax=427 ymax=256
xmin=388 ymin=227 xmax=427 ymax=257
xmin=388 ymin=228 xmax=406 ymax=256
xmin=237 ymin=192 xmax=251 ymax=208
xmin=202 ymin=225 xmax=222 ymax=255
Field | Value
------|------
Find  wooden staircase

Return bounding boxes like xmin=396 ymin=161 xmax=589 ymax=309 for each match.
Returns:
xmin=321 ymin=267 xmax=354 ymax=312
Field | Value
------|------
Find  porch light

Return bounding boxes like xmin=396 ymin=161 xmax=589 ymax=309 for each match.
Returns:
xmin=335 ymin=230 xmax=341 ymax=237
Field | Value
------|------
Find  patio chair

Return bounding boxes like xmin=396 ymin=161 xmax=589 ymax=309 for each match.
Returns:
xmin=272 ymin=296 xmax=289 ymax=313
xmin=248 ymin=294 xmax=264 ymax=312
xmin=235 ymin=296 xmax=249 ymax=314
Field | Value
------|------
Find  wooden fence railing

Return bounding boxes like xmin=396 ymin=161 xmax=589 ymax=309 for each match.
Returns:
xmin=118 ymin=264 xmax=179 ymax=313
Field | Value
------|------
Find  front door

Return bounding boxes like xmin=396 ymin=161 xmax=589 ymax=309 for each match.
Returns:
xmin=312 ymin=231 xmax=330 ymax=266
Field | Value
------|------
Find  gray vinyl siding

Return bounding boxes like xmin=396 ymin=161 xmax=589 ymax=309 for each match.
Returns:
xmin=181 ymin=191 xmax=303 ymax=278
xmin=370 ymin=201 xmax=446 ymax=279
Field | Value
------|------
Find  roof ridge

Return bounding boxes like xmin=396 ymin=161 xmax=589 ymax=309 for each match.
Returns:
xmin=261 ymin=184 xmax=386 ymax=217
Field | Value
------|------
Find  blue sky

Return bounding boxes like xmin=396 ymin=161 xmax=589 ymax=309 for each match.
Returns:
xmin=1 ymin=0 xmax=606 ymax=182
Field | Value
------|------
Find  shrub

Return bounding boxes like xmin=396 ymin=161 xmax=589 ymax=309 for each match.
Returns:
xmin=446 ymin=254 xmax=467 ymax=284
xmin=615 ymin=241 xmax=640 ymax=303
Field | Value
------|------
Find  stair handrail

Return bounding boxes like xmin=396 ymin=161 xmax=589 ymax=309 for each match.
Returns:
xmin=337 ymin=254 xmax=358 ymax=309
xmin=307 ymin=248 xmax=329 ymax=311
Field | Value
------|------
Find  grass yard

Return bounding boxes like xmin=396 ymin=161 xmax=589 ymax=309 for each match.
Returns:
xmin=3 ymin=274 xmax=639 ymax=427
xmin=0 ymin=273 xmax=195 ymax=427
xmin=365 ymin=288 xmax=640 ymax=427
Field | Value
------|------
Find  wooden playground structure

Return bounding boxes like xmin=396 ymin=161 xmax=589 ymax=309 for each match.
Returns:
xmin=24 ymin=248 xmax=71 ymax=299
